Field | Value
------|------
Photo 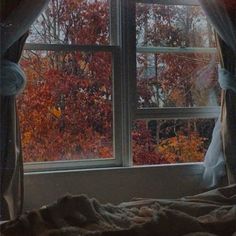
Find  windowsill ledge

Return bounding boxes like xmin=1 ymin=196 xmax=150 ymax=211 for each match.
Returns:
xmin=24 ymin=162 xmax=204 ymax=175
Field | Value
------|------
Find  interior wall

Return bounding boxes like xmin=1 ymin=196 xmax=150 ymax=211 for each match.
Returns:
xmin=24 ymin=163 xmax=208 ymax=210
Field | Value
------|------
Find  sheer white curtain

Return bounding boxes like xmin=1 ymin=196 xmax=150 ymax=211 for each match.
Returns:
xmin=199 ymin=0 xmax=236 ymax=187
xmin=199 ymin=0 xmax=236 ymax=53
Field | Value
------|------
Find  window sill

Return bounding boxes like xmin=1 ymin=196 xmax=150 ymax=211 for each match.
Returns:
xmin=24 ymin=162 xmax=204 ymax=176
xmin=24 ymin=162 xmax=206 ymax=211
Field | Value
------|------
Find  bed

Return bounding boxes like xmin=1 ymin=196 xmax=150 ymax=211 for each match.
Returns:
xmin=1 ymin=184 xmax=236 ymax=236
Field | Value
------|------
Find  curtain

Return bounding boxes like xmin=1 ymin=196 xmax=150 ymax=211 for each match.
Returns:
xmin=0 ymin=0 xmax=50 ymax=221
xmin=199 ymin=0 xmax=236 ymax=186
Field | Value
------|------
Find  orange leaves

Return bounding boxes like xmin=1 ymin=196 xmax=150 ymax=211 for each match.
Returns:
xmin=98 ymin=146 xmax=112 ymax=159
xmin=78 ymin=60 xmax=89 ymax=72
xmin=132 ymin=120 xmax=209 ymax=165
xmin=159 ymin=132 xmax=205 ymax=163
xmin=133 ymin=130 xmax=206 ymax=165
xmin=49 ymin=106 xmax=62 ymax=118
xmin=22 ymin=132 xmax=32 ymax=145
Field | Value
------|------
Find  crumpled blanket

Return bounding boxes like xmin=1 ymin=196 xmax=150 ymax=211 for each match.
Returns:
xmin=1 ymin=184 xmax=236 ymax=236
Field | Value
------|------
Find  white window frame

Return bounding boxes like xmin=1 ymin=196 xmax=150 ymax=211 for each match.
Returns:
xmin=23 ymin=0 xmax=127 ymax=172
xmin=132 ymin=0 xmax=220 ymax=166
xmin=23 ymin=0 xmax=220 ymax=172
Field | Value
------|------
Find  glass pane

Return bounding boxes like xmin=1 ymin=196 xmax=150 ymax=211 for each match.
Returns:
xmin=137 ymin=52 xmax=220 ymax=108
xmin=27 ymin=0 xmax=110 ymax=45
xmin=18 ymin=50 xmax=113 ymax=162
xmin=132 ymin=119 xmax=216 ymax=165
xmin=136 ymin=3 xmax=215 ymax=48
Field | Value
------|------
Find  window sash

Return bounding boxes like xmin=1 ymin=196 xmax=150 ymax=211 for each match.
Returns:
xmin=22 ymin=49 xmax=121 ymax=171
xmin=24 ymin=43 xmax=118 ymax=52
xmin=22 ymin=0 xmax=123 ymax=171
xmin=22 ymin=45 xmax=124 ymax=171
xmin=135 ymin=46 xmax=220 ymax=119
xmin=134 ymin=0 xmax=220 ymax=120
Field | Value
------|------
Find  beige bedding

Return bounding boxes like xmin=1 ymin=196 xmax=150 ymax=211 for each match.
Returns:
xmin=1 ymin=184 xmax=236 ymax=236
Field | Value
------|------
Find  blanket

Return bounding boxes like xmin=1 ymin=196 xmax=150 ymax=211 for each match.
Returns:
xmin=1 ymin=184 xmax=236 ymax=236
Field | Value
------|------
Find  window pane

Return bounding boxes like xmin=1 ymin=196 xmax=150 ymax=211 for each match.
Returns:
xmin=137 ymin=52 xmax=220 ymax=108
xmin=18 ymin=50 xmax=113 ymax=162
xmin=132 ymin=119 xmax=216 ymax=165
xmin=27 ymin=0 xmax=110 ymax=45
xmin=136 ymin=4 xmax=215 ymax=48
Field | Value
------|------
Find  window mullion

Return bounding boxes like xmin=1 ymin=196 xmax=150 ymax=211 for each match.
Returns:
xmin=110 ymin=0 xmax=120 ymax=46
xmin=137 ymin=47 xmax=217 ymax=54
xmin=112 ymin=0 xmax=123 ymax=166
xmin=135 ymin=107 xmax=220 ymax=120
xmin=24 ymin=43 xmax=117 ymax=52
xmin=120 ymin=0 xmax=136 ymax=167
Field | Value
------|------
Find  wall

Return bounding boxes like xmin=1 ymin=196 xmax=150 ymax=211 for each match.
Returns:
xmin=24 ymin=163 xmax=208 ymax=210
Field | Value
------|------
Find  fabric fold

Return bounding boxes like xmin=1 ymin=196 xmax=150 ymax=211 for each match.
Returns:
xmin=0 ymin=0 xmax=50 ymax=57
xmin=200 ymin=0 xmax=236 ymax=186
xmin=0 ymin=60 xmax=26 ymax=96
xmin=0 ymin=0 xmax=50 ymax=221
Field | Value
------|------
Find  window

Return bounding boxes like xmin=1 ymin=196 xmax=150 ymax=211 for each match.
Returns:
xmin=19 ymin=0 xmax=123 ymax=171
xmin=18 ymin=0 xmax=220 ymax=171
xmin=132 ymin=0 xmax=220 ymax=165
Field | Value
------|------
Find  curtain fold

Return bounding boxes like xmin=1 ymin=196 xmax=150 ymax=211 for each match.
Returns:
xmin=199 ymin=0 xmax=236 ymax=186
xmin=0 ymin=0 xmax=49 ymax=221
xmin=0 ymin=0 xmax=50 ymax=57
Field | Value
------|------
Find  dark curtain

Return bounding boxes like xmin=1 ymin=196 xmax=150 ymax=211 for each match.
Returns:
xmin=220 ymin=38 xmax=236 ymax=184
xmin=0 ymin=39 xmax=28 ymax=221
xmin=0 ymin=0 xmax=49 ymax=221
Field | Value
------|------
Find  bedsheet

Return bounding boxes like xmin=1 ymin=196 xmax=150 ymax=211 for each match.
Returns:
xmin=1 ymin=184 xmax=236 ymax=236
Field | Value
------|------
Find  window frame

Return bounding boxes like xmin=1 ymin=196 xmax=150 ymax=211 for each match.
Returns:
xmin=132 ymin=0 xmax=220 ymax=165
xmin=23 ymin=0 xmax=220 ymax=172
xmin=23 ymin=0 xmax=127 ymax=172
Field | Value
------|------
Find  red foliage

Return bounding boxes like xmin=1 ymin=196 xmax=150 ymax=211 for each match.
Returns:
xmin=223 ymin=0 xmax=236 ymax=9
xmin=19 ymin=50 xmax=113 ymax=162
xmin=132 ymin=121 xmax=168 ymax=165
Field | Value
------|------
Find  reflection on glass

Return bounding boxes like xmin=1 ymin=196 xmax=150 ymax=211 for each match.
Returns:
xmin=137 ymin=52 xmax=220 ymax=108
xmin=136 ymin=3 xmax=220 ymax=108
